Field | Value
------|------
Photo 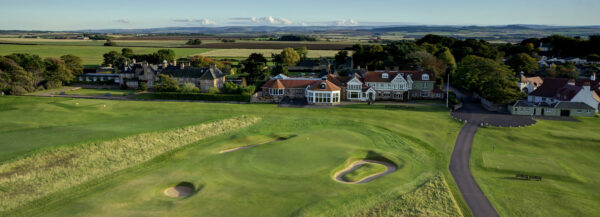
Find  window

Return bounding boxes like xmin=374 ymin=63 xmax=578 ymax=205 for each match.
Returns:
xmin=421 ymin=91 xmax=429 ymax=97
xmin=333 ymin=92 xmax=339 ymax=102
xmin=270 ymin=88 xmax=284 ymax=95
xmin=422 ymin=74 xmax=429 ymax=80
xmin=382 ymin=73 xmax=389 ymax=79
xmin=350 ymin=92 xmax=359 ymax=99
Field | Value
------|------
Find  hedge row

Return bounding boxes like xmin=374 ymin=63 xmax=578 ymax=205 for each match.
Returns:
xmin=135 ymin=92 xmax=250 ymax=102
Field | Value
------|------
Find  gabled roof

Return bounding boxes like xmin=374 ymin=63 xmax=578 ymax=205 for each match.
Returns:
xmin=199 ymin=68 xmax=224 ymax=80
xmin=529 ymin=78 xmax=570 ymax=97
xmin=363 ymin=70 xmax=433 ymax=83
xmin=520 ymin=75 xmax=544 ymax=86
xmin=307 ymin=80 xmax=341 ymax=91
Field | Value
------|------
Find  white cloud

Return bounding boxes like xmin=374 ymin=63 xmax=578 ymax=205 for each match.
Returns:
xmin=230 ymin=16 xmax=292 ymax=25
xmin=173 ymin=18 xmax=216 ymax=25
xmin=336 ymin=19 xmax=359 ymax=26
xmin=115 ymin=19 xmax=130 ymax=24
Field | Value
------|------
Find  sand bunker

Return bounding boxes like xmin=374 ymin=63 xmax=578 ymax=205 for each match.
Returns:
xmin=163 ymin=182 xmax=195 ymax=197
xmin=219 ymin=139 xmax=283 ymax=154
xmin=333 ymin=160 xmax=396 ymax=184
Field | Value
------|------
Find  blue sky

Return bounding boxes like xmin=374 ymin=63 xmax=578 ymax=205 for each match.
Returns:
xmin=1 ymin=0 xmax=599 ymax=30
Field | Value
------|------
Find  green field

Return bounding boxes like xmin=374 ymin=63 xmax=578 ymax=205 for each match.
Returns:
xmin=200 ymin=48 xmax=341 ymax=58
xmin=62 ymin=88 xmax=135 ymax=96
xmin=471 ymin=119 xmax=600 ymax=217
xmin=0 ymin=96 xmax=465 ymax=216
xmin=0 ymin=44 xmax=212 ymax=65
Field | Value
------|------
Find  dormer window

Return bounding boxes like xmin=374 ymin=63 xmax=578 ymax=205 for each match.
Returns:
xmin=422 ymin=74 xmax=429 ymax=80
xmin=382 ymin=73 xmax=389 ymax=79
xmin=320 ymin=82 xmax=326 ymax=89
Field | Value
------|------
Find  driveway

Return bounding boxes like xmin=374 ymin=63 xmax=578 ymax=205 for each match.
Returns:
xmin=450 ymin=123 xmax=500 ymax=217
xmin=452 ymin=103 xmax=536 ymax=127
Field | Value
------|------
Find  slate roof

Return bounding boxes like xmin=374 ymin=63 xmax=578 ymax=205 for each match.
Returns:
xmin=555 ymin=102 xmax=595 ymax=110
xmin=363 ymin=70 xmax=433 ymax=82
xmin=529 ymin=78 xmax=570 ymax=97
xmin=160 ymin=67 xmax=224 ymax=80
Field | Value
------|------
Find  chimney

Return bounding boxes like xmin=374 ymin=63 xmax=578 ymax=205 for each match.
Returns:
xmin=592 ymin=72 xmax=597 ymax=81
xmin=132 ymin=58 xmax=136 ymax=64
xmin=180 ymin=63 xmax=185 ymax=70
xmin=162 ymin=61 xmax=168 ymax=69
xmin=583 ymin=81 xmax=591 ymax=92
xmin=108 ymin=64 xmax=112 ymax=68
xmin=125 ymin=60 xmax=128 ymax=66
xmin=172 ymin=60 xmax=177 ymax=66
xmin=568 ymin=79 xmax=575 ymax=86
xmin=210 ymin=63 xmax=217 ymax=71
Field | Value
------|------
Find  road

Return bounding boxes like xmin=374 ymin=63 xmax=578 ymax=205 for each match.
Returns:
xmin=450 ymin=123 xmax=500 ymax=217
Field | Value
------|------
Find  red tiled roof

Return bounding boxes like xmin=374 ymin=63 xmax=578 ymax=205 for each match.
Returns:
xmin=261 ymin=79 xmax=315 ymax=89
xmin=520 ymin=75 xmax=544 ymax=87
xmin=307 ymin=80 xmax=341 ymax=91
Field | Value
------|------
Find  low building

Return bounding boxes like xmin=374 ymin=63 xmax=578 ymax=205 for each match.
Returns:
xmin=260 ymin=78 xmax=341 ymax=105
xmin=77 ymin=73 xmax=119 ymax=83
xmin=510 ymin=100 xmax=596 ymax=117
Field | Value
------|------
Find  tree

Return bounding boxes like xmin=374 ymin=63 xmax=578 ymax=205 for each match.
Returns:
xmin=294 ymin=47 xmax=308 ymax=60
xmin=545 ymin=62 xmax=578 ymax=78
xmin=0 ymin=56 xmax=35 ymax=94
xmin=454 ymin=55 xmax=524 ymax=104
xmin=505 ymin=53 xmax=539 ymax=76
xmin=156 ymin=49 xmax=176 ymax=63
xmin=60 ymin=54 xmax=83 ymax=75
xmin=189 ymin=55 xmax=224 ymax=68
xmin=208 ymin=87 xmax=220 ymax=94
xmin=271 ymin=64 xmax=289 ymax=76
xmin=154 ymin=74 xmax=179 ymax=92
xmin=104 ymin=39 xmax=116 ymax=46
xmin=243 ymin=53 xmax=269 ymax=84
xmin=334 ymin=50 xmax=349 ymax=66
xmin=44 ymin=57 xmax=73 ymax=86
xmin=435 ymin=47 xmax=457 ymax=75
xmin=121 ymin=48 xmax=134 ymax=57
xmin=223 ymin=81 xmax=240 ymax=94
xmin=280 ymin=48 xmax=300 ymax=66
xmin=411 ymin=51 xmax=446 ymax=79
xmin=186 ymin=39 xmax=202 ymax=45
xmin=103 ymin=51 xmax=129 ymax=67
xmin=180 ymin=82 xmax=200 ymax=93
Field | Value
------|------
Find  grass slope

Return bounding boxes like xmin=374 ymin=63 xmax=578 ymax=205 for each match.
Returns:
xmin=471 ymin=118 xmax=600 ymax=217
xmin=0 ymin=96 xmax=464 ymax=216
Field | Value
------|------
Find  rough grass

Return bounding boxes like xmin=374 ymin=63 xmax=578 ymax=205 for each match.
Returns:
xmin=472 ymin=118 xmax=600 ymax=217
xmin=341 ymin=163 xmax=388 ymax=182
xmin=0 ymin=116 xmax=260 ymax=213
xmin=352 ymin=175 xmax=462 ymax=217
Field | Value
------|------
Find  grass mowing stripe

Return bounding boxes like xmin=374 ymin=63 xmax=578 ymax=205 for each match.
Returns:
xmin=0 ymin=116 xmax=260 ymax=213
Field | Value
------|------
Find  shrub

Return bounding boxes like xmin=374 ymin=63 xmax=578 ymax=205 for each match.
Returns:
xmin=180 ymin=82 xmax=200 ymax=93
xmin=44 ymin=80 xmax=62 ymax=90
xmin=9 ymin=85 xmax=27 ymax=95
xmin=138 ymin=82 xmax=148 ymax=91
xmin=223 ymin=81 xmax=240 ymax=94
xmin=241 ymin=85 xmax=256 ymax=96
xmin=208 ymin=87 xmax=220 ymax=94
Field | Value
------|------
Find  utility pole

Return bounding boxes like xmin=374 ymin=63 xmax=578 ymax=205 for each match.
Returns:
xmin=446 ymin=72 xmax=450 ymax=108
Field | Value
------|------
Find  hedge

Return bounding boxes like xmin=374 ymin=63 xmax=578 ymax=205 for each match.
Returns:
xmin=134 ymin=92 xmax=250 ymax=102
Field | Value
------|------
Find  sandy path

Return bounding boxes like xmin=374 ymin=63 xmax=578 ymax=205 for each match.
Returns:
xmin=333 ymin=160 xmax=396 ymax=184
xmin=219 ymin=139 xmax=283 ymax=154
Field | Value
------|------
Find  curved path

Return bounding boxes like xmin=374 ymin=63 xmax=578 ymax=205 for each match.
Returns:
xmin=450 ymin=123 xmax=500 ymax=217
xmin=333 ymin=160 xmax=396 ymax=184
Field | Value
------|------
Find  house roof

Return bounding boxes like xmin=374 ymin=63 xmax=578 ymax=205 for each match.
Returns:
xmin=307 ymin=80 xmax=341 ymax=91
xmin=520 ymin=75 xmax=543 ymax=86
xmin=363 ymin=70 xmax=433 ymax=82
xmin=529 ymin=78 xmax=570 ymax=97
xmin=555 ymin=102 xmax=595 ymax=110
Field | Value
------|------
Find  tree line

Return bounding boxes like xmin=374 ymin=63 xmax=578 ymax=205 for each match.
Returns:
xmin=0 ymin=53 xmax=83 ymax=95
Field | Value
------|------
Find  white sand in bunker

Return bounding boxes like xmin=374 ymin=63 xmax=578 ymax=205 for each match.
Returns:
xmin=333 ymin=160 xmax=397 ymax=184
xmin=163 ymin=186 xmax=194 ymax=197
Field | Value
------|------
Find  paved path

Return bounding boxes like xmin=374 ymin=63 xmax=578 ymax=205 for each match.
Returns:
xmin=450 ymin=123 xmax=500 ymax=217
xmin=452 ymin=103 xmax=536 ymax=127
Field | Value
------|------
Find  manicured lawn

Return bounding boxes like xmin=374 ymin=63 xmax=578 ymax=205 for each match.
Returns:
xmin=0 ymin=96 xmax=465 ymax=216
xmin=341 ymin=162 xmax=388 ymax=182
xmin=62 ymin=88 xmax=135 ymax=96
xmin=471 ymin=118 xmax=600 ymax=217
xmin=0 ymin=44 xmax=212 ymax=65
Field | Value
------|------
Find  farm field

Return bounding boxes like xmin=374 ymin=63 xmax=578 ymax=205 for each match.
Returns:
xmin=200 ymin=48 xmax=341 ymax=58
xmin=471 ymin=118 xmax=600 ymax=217
xmin=0 ymin=96 xmax=466 ymax=217
xmin=0 ymin=44 xmax=212 ymax=65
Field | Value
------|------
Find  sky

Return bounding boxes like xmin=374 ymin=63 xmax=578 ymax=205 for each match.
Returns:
xmin=1 ymin=0 xmax=599 ymax=30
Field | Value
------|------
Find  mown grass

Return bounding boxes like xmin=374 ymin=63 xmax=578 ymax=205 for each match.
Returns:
xmin=471 ymin=118 xmax=600 ymax=217
xmin=0 ymin=116 xmax=259 ymax=213
xmin=341 ymin=162 xmax=388 ymax=182
xmin=0 ymin=97 xmax=465 ymax=216
xmin=62 ymin=88 xmax=135 ymax=96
